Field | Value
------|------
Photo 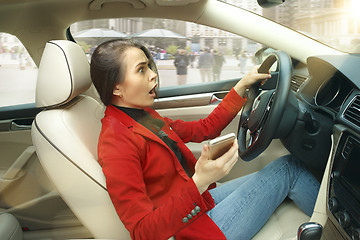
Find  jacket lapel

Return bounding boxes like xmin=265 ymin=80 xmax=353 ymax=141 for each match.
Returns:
xmin=106 ymin=105 xmax=190 ymax=179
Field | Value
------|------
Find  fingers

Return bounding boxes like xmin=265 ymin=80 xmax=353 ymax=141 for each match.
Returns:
xmin=252 ymin=73 xmax=271 ymax=84
xmin=199 ymin=144 xmax=210 ymax=161
xmin=202 ymin=144 xmax=210 ymax=154
xmin=216 ymin=140 xmax=238 ymax=165
xmin=243 ymin=71 xmax=271 ymax=86
xmin=225 ymin=140 xmax=239 ymax=169
xmin=251 ymin=65 xmax=271 ymax=79
xmin=224 ymin=150 xmax=238 ymax=173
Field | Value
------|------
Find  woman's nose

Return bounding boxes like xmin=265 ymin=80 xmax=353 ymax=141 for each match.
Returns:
xmin=149 ymin=69 xmax=158 ymax=81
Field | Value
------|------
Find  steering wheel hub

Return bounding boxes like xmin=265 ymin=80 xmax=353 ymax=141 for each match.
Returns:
xmin=247 ymin=90 xmax=274 ymax=133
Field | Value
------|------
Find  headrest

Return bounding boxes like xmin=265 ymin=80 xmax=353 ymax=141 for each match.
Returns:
xmin=35 ymin=40 xmax=91 ymax=108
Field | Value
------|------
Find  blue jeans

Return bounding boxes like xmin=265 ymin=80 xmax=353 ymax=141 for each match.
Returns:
xmin=207 ymin=155 xmax=320 ymax=240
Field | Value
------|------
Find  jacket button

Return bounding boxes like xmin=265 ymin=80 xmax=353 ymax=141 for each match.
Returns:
xmin=182 ymin=217 xmax=189 ymax=223
xmin=191 ymin=209 xmax=197 ymax=216
xmin=195 ymin=206 xmax=201 ymax=213
xmin=187 ymin=214 xmax=193 ymax=219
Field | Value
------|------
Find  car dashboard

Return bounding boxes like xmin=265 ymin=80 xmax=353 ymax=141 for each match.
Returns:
xmin=294 ymin=54 xmax=360 ymax=240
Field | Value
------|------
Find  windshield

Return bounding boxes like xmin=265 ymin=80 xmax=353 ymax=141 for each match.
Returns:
xmin=70 ymin=0 xmax=359 ymax=89
xmin=224 ymin=0 xmax=360 ymax=53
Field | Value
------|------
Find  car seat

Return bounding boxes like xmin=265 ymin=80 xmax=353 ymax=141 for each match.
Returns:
xmin=31 ymin=40 xmax=131 ymax=239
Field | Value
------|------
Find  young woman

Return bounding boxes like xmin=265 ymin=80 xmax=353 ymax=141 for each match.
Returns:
xmin=90 ymin=39 xmax=319 ymax=240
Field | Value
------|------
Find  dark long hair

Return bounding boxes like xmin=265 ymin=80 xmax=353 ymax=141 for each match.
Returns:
xmin=90 ymin=39 xmax=159 ymax=106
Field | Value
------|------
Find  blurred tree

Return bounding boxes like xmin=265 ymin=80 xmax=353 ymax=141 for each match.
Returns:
xmin=166 ymin=45 xmax=179 ymax=56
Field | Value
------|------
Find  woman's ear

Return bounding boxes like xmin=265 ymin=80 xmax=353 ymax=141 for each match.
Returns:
xmin=113 ymin=84 xmax=123 ymax=98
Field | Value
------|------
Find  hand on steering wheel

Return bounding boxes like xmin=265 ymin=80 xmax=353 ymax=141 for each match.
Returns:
xmin=238 ymin=51 xmax=294 ymax=161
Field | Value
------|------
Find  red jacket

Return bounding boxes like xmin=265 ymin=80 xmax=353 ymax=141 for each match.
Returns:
xmin=98 ymin=88 xmax=246 ymax=240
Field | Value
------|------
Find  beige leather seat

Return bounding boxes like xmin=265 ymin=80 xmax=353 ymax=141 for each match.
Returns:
xmin=31 ymin=40 xmax=131 ymax=239
xmin=31 ymin=40 xmax=309 ymax=240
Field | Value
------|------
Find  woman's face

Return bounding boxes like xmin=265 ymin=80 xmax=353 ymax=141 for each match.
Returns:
xmin=112 ymin=47 xmax=158 ymax=109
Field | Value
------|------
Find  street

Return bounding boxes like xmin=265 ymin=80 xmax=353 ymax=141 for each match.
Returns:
xmin=156 ymin=55 xmax=252 ymax=87
xmin=0 ymin=54 xmax=254 ymax=107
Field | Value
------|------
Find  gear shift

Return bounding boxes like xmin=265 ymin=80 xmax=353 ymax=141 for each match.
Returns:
xmin=297 ymin=222 xmax=323 ymax=240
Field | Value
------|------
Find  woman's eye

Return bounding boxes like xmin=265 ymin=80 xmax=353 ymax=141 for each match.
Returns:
xmin=138 ymin=63 xmax=151 ymax=73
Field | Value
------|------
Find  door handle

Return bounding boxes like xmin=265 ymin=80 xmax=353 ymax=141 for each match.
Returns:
xmin=10 ymin=119 xmax=33 ymax=131
xmin=210 ymin=91 xmax=228 ymax=104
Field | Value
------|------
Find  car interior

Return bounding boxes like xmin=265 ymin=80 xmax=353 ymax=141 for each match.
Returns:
xmin=0 ymin=0 xmax=359 ymax=240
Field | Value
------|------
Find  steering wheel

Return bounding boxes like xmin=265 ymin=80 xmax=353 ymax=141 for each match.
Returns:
xmin=238 ymin=51 xmax=293 ymax=161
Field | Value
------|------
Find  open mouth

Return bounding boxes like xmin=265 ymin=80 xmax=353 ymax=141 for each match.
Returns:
xmin=149 ymin=84 xmax=157 ymax=95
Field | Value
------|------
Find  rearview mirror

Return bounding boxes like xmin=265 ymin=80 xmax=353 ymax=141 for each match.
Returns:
xmin=257 ymin=0 xmax=285 ymax=8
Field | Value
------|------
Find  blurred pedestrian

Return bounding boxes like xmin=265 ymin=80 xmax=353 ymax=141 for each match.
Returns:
xmin=198 ymin=48 xmax=214 ymax=82
xmin=234 ymin=47 xmax=240 ymax=60
xmin=189 ymin=52 xmax=195 ymax=68
xmin=213 ymin=50 xmax=226 ymax=81
xmin=174 ymin=49 xmax=189 ymax=85
xmin=239 ymin=51 xmax=248 ymax=73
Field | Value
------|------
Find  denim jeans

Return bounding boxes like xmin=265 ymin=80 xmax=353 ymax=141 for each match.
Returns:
xmin=207 ymin=155 xmax=320 ymax=240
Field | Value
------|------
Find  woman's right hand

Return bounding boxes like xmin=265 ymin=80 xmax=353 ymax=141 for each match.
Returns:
xmin=192 ymin=140 xmax=239 ymax=194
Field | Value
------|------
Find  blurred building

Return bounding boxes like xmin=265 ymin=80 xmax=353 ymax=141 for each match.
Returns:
xmin=71 ymin=0 xmax=263 ymax=55
xmin=263 ymin=0 xmax=360 ymax=52
xmin=0 ymin=33 xmax=24 ymax=53
xmin=186 ymin=0 xmax=262 ymax=54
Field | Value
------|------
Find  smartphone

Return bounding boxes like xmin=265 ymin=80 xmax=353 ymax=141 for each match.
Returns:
xmin=208 ymin=133 xmax=236 ymax=159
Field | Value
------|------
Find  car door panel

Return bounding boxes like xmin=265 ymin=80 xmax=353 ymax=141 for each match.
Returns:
xmin=0 ymin=107 xmax=83 ymax=233
xmin=158 ymin=79 xmax=240 ymax=98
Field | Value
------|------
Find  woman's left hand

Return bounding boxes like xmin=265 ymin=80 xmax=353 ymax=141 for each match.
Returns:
xmin=234 ymin=66 xmax=271 ymax=97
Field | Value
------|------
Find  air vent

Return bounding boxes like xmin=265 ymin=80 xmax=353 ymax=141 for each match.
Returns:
xmin=291 ymin=74 xmax=307 ymax=92
xmin=343 ymin=96 xmax=360 ymax=128
xmin=342 ymin=137 xmax=353 ymax=159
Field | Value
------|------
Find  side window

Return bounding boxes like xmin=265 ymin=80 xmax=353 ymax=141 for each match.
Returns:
xmin=0 ymin=33 xmax=37 ymax=107
xmin=71 ymin=18 xmax=259 ymax=88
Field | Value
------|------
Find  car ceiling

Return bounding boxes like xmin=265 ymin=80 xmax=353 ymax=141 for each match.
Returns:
xmin=0 ymin=0 xmax=342 ymax=65
xmin=0 ymin=0 xmax=207 ymax=64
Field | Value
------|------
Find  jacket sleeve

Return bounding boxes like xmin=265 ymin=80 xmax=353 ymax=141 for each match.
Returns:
xmin=98 ymin=122 xmax=215 ymax=240
xmin=164 ymin=87 xmax=246 ymax=143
